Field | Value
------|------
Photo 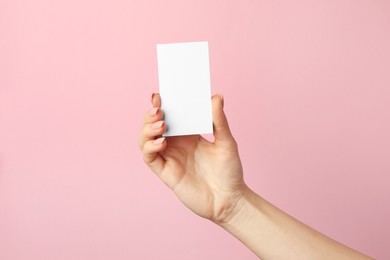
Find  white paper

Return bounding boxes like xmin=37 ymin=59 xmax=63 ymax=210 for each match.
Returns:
xmin=157 ymin=41 xmax=213 ymax=136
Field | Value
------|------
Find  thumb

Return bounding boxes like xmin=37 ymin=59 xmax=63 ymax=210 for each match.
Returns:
xmin=212 ymin=94 xmax=235 ymax=144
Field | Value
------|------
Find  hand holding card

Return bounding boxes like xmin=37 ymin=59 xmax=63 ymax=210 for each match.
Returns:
xmin=156 ymin=41 xmax=213 ymax=136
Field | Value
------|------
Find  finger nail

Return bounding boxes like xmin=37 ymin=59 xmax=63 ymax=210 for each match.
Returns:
xmin=151 ymin=120 xmax=164 ymax=129
xmin=149 ymin=107 xmax=159 ymax=116
xmin=151 ymin=93 xmax=156 ymax=103
xmin=153 ymin=137 xmax=165 ymax=145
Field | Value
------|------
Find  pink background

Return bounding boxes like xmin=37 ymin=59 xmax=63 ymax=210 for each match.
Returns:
xmin=1 ymin=0 xmax=389 ymax=259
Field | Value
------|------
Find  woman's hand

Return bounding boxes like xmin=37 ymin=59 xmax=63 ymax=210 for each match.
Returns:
xmin=139 ymin=93 xmax=246 ymax=224
xmin=139 ymin=93 xmax=373 ymax=259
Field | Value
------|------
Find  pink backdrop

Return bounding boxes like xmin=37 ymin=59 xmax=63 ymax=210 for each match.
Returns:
xmin=1 ymin=1 xmax=389 ymax=259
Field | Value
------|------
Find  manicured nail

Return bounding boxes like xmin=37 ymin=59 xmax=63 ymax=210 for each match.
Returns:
xmin=151 ymin=93 xmax=156 ymax=103
xmin=153 ymin=137 xmax=165 ymax=145
xmin=149 ymin=107 xmax=159 ymax=116
xmin=151 ymin=120 xmax=163 ymax=129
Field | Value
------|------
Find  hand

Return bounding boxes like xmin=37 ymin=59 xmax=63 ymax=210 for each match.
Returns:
xmin=139 ymin=93 xmax=247 ymax=224
xmin=139 ymin=94 xmax=373 ymax=259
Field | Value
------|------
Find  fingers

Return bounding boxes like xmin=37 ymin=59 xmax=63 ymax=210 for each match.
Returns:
xmin=139 ymin=107 xmax=165 ymax=149
xmin=143 ymin=107 xmax=161 ymax=124
xmin=151 ymin=93 xmax=161 ymax=108
xmin=212 ymin=94 xmax=235 ymax=145
xmin=140 ymin=93 xmax=165 ymax=149
xmin=139 ymin=92 xmax=167 ymax=174
xmin=143 ymin=137 xmax=166 ymax=175
xmin=143 ymin=93 xmax=162 ymax=124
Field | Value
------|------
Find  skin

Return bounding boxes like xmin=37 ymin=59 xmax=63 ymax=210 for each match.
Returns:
xmin=139 ymin=93 xmax=373 ymax=259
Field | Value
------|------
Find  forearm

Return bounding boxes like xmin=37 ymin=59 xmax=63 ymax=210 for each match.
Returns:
xmin=219 ymin=187 xmax=372 ymax=260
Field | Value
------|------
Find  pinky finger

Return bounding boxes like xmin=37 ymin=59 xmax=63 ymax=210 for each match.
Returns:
xmin=143 ymin=137 xmax=166 ymax=175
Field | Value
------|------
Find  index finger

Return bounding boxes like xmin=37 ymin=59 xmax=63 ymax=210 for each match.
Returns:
xmin=151 ymin=93 xmax=161 ymax=108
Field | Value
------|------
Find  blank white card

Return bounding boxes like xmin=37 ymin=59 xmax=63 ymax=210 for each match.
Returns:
xmin=157 ymin=41 xmax=213 ymax=136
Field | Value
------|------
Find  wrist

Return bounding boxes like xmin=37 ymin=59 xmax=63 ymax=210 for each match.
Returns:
xmin=216 ymin=187 xmax=267 ymax=259
xmin=214 ymin=185 xmax=260 ymax=227
xmin=217 ymin=186 xmax=264 ymax=232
